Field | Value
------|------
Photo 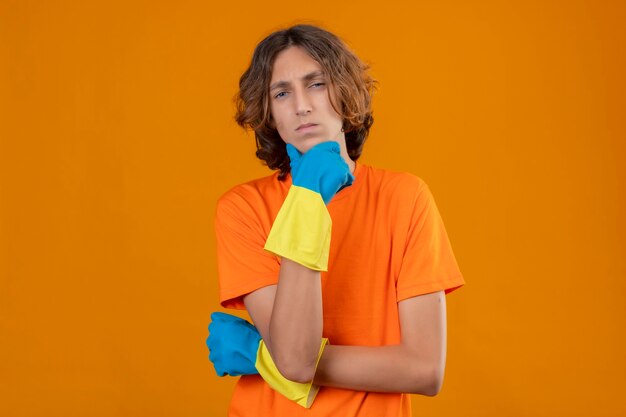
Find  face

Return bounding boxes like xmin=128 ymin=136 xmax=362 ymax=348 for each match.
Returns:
xmin=269 ymin=46 xmax=345 ymax=154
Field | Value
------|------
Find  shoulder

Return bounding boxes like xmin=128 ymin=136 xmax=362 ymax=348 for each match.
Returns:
xmin=216 ymin=171 xmax=289 ymax=224
xmin=361 ymin=164 xmax=429 ymax=201
xmin=218 ymin=172 xmax=284 ymax=208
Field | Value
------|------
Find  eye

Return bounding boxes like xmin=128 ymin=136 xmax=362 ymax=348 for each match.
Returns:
xmin=274 ymin=91 xmax=287 ymax=99
xmin=310 ymin=82 xmax=325 ymax=88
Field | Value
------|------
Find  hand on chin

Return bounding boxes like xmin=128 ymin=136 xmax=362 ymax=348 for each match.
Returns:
xmin=289 ymin=129 xmax=344 ymax=154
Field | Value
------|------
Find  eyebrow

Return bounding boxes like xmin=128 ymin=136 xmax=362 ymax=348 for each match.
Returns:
xmin=269 ymin=70 xmax=325 ymax=91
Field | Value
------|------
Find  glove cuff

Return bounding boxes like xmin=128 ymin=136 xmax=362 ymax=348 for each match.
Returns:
xmin=264 ymin=185 xmax=331 ymax=271
xmin=255 ymin=338 xmax=330 ymax=409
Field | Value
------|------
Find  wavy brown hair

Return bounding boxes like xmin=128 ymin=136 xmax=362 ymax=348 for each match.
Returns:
xmin=235 ymin=24 xmax=377 ymax=179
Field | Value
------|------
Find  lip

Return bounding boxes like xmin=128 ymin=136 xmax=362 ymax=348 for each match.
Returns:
xmin=296 ymin=123 xmax=318 ymax=131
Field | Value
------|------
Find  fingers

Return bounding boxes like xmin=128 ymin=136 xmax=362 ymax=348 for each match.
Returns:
xmin=287 ymin=141 xmax=340 ymax=158
xmin=286 ymin=143 xmax=301 ymax=163
xmin=209 ymin=312 xmax=260 ymax=336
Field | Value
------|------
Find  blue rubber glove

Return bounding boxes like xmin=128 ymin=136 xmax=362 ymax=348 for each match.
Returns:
xmin=264 ymin=141 xmax=354 ymax=271
xmin=286 ymin=142 xmax=354 ymax=205
xmin=206 ymin=312 xmax=260 ymax=376
xmin=206 ymin=312 xmax=329 ymax=408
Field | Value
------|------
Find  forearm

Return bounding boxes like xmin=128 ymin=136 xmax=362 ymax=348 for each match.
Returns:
xmin=250 ymin=142 xmax=351 ymax=383
xmin=313 ymin=344 xmax=444 ymax=396
xmin=313 ymin=293 xmax=447 ymax=395
xmin=266 ymin=258 xmax=323 ymax=382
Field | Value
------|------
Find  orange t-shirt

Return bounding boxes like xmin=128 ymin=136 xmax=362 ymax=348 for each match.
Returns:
xmin=215 ymin=161 xmax=465 ymax=417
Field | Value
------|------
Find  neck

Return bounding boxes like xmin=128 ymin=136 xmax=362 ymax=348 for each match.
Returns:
xmin=335 ymin=130 xmax=355 ymax=175
xmin=345 ymin=156 xmax=356 ymax=175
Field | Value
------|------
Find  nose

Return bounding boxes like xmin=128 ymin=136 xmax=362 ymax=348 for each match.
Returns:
xmin=294 ymin=89 xmax=312 ymax=116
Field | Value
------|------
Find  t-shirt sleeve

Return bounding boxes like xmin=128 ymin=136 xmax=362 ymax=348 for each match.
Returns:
xmin=215 ymin=188 xmax=280 ymax=309
xmin=396 ymin=179 xmax=465 ymax=301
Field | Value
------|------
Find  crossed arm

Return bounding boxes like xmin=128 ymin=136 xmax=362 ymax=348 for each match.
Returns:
xmin=243 ymin=258 xmax=447 ymax=396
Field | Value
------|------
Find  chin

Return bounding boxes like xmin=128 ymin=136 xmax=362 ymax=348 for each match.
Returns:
xmin=289 ymin=138 xmax=321 ymax=154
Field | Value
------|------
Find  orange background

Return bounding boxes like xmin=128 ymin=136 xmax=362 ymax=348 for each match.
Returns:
xmin=1 ymin=1 xmax=624 ymax=416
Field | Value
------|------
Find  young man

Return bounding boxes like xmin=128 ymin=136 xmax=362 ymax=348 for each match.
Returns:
xmin=207 ymin=24 xmax=465 ymax=416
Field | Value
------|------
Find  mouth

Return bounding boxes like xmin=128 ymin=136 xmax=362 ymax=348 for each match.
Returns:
xmin=296 ymin=123 xmax=318 ymax=131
